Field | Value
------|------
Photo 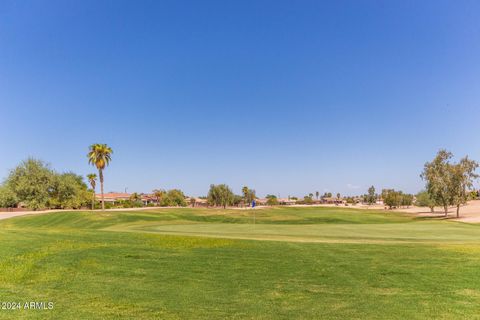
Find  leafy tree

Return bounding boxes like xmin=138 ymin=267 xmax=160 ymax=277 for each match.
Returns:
xmin=451 ymin=157 xmax=479 ymax=217
xmin=189 ymin=197 xmax=196 ymax=207
xmin=5 ymin=158 xmax=55 ymax=210
xmin=421 ymin=150 xmax=479 ymax=217
xmin=322 ymin=192 xmax=332 ymax=199
xmin=383 ymin=189 xmax=413 ymax=209
xmin=421 ymin=150 xmax=454 ymax=216
xmin=87 ymin=143 xmax=113 ymax=211
xmin=160 ymin=189 xmax=187 ymax=207
xmin=315 ymin=191 xmax=319 ymax=200
xmin=303 ymin=195 xmax=313 ymax=204
xmin=383 ymin=189 xmax=402 ymax=209
xmin=153 ymin=189 xmax=166 ymax=205
xmin=415 ymin=190 xmax=436 ymax=212
xmin=207 ymin=184 xmax=234 ymax=208
xmin=366 ymin=186 xmax=376 ymax=205
xmin=336 ymin=193 xmax=341 ymax=199
xmin=0 ymin=185 xmax=18 ymax=208
xmin=233 ymin=194 xmax=243 ymax=206
xmin=469 ymin=190 xmax=479 ymax=200
xmin=87 ymin=173 xmax=97 ymax=210
xmin=49 ymin=172 xmax=90 ymax=209
xmin=265 ymin=194 xmax=278 ymax=206
xmin=401 ymin=193 xmax=414 ymax=207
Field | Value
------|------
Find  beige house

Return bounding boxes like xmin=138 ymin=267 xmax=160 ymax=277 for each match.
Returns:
xmin=95 ymin=192 xmax=131 ymax=204
xmin=278 ymin=198 xmax=297 ymax=205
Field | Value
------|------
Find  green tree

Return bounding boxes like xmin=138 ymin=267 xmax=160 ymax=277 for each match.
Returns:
xmin=87 ymin=143 xmax=113 ymax=211
xmin=336 ymin=193 xmax=341 ymax=199
xmin=153 ymin=189 xmax=166 ymax=205
xmin=265 ymin=194 xmax=278 ymax=206
xmin=382 ymin=189 xmax=413 ymax=209
xmin=420 ymin=150 xmax=478 ymax=217
xmin=160 ymin=189 xmax=187 ymax=207
xmin=366 ymin=186 xmax=376 ymax=205
xmin=87 ymin=173 xmax=97 ymax=210
xmin=451 ymin=157 xmax=479 ymax=217
xmin=303 ymin=195 xmax=313 ymax=204
xmin=421 ymin=150 xmax=455 ymax=216
xmin=415 ymin=190 xmax=436 ymax=212
xmin=469 ymin=190 xmax=479 ymax=200
xmin=401 ymin=193 xmax=414 ymax=207
xmin=315 ymin=191 xmax=319 ymax=200
xmin=207 ymin=184 xmax=234 ymax=208
xmin=0 ymin=185 xmax=18 ymax=208
xmin=233 ymin=194 xmax=243 ymax=206
xmin=5 ymin=158 xmax=55 ymax=210
xmin=383 ymin=189 xmax=402 ymax=209
xmin=49 ymin=172 xmax=90 ymax=209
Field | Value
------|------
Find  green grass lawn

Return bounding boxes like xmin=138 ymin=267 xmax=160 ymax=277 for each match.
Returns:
xmin=1 ymin=206 xmax=480 ymax=319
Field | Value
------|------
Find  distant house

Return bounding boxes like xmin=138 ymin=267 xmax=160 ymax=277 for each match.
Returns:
xmin=255 ymin=198 xmax=268 ymax=206
xmin=95 ymin=192 xmax=161 ymax=206
xmin=96 ymin=192 xmax=131 ymax=204
xmin=321 ymin=197 xmax=345 ymax=205
xmin=140 ymin=194 xmax=158 ymax=205
xmin=278 ymin=198 xmax=297 ymax=205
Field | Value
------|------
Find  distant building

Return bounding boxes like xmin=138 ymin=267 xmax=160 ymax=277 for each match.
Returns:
xmin=140 ymin=194 xmax=158 ymax=205
xmin=255 ymin=198 xmax=268 ymax=206
xmin=278 ymin=198 xmax=297 ymax=205
xmin=95 ymin=192 xmax=161 ymax=205
xmin=96 ymin=192 xmax=131 ymax=204
xmin=321 ymin=197 xmax=345 ymax=204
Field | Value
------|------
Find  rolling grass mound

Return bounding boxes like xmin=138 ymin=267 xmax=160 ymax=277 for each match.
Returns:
xmin=1 ymin=207 xmax=480 ymax=319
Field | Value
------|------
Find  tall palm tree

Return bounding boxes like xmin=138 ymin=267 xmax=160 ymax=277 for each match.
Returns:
xmin=242 ymin=186 xmax=249 ymax=207
xmin=86 ymin=173 xmax=97 ymax=210
xmin=87 ymin=143 xmax=113 ymax=211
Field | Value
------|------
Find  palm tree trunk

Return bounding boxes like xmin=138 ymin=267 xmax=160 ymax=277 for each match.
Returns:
xmin=99 ymin=170 xmax=105 ymax=211
xmin=92 ymin=190 xmax=95 ymax=210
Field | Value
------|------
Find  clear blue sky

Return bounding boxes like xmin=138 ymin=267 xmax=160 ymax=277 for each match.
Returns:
xmin=1 ymin=0 xmax=479 ymax=197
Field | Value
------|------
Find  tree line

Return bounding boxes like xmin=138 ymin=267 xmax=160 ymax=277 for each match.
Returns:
xmin=1 ymin=147 xmax=477 ymax=214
